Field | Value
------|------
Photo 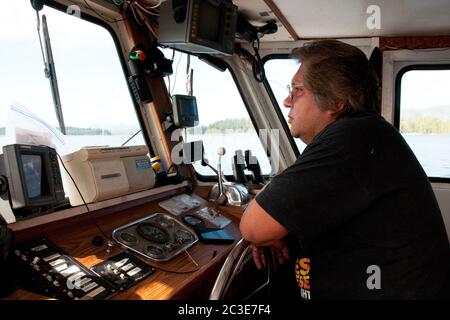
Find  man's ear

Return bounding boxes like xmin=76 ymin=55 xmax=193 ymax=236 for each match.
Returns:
xmin=327 ymin=102 xmax=346 ymax=116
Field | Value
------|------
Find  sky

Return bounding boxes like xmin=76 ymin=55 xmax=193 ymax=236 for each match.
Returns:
xmin=0 ymin=1 xmax=137 ymax=129
xmin=1 ymin=0 xmax=449 ymax=133
xmin=0 ymin=0 xmax=249 ymax=132
xmin=401 ymin=70 xmax=450 ymax=110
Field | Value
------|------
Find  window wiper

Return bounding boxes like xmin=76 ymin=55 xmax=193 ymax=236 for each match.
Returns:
xmin=42 ymin=15 xmax=66 ymax=135
xmin=34 ymin=4 xmax=66 ymax=134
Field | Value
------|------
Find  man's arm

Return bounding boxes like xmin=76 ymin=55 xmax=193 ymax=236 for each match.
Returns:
xmin=239 ymin=199 xmax=288 ymax=246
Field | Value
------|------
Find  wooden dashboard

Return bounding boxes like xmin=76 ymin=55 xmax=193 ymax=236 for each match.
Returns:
xmin=3 ymin=185 xmax=244 ymax=300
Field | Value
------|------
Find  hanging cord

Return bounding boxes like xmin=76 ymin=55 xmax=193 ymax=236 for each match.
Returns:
xmin=153 ymin=264 xmax=200 ymax=274
xmin=121 ymin=129 xmax=142 ymax=146
xmin=188 ymin=69 xmax=194 ymax=96
xmin=235 ymin=45 xmax=265 ymax=82
xmin=186 ymin=54 xmax=191 ymax=78
xmin=133 ymin=0 xmax=162 ymax=12
xmin=81 ymin=0 xmax=127 ymax=23
xmin=186 ymin=54 xmax=193 ymax=96
xmin=167 ymin=74 xmax=171 ymax=95
xmin=186 ymin=54 xmax=194 ymax=96
xmin=149 ymin=248 xmax=201 ymax=274
xmin=252 ymin=38 xmax=266 ymax=83
xmin=56 ymin=153 xmax=112 ymax=242
xmin=171 ymin=52 xmax=183 ymax=95
xmin=126 ymin=0 xmax=160 ymax=39
xmin=166 ymin=163 xmax=180 ymax=175
xmin=167 ymin=49 xmax=176 ymax=95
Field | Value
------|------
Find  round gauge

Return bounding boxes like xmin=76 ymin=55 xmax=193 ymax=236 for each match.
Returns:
xmin=175 ymin=229 xmax=195 ymax=244
xmin=137 ymin=223 xmax=170 ymax=244
xmin=119 ymin=232 xmax=138 ymax=246
xmin=144 ymin=245 xmax=165 ymax=259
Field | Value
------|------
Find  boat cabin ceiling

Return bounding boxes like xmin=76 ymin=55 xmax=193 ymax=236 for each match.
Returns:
xmin=235 ymin=0 xmax=450 ymax=40
xmin=49 ymin=0 xmax=450 ymax=40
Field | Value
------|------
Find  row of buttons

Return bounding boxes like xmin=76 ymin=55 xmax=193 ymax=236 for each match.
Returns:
xmin=13 ymin=239 xmax=115 ymax=300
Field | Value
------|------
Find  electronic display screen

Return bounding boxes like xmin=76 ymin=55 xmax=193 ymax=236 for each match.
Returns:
xmin=197 ymin=0 xmax=221 ymax=42
xmin=21 ymin=154 xmax=44 ymax=199
xmin=180 ymin=98 xmax=198 ymax=117
xmin=173 ymin=94 xmax=198 ymax=127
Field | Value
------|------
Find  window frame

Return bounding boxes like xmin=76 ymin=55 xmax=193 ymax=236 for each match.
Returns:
xmin=187 ymin=57 xmax=272 ymax=182
xmin=262 ymin=54 xmax=301 ymax=158
xmin=394 ymin=63 xmax=450 ymax=183
xmin=44 ymin=0 xmax=155 ymax=156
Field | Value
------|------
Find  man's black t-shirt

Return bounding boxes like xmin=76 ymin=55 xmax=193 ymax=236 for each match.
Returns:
xmin=256 ymin=112 xmax=450 ymax=299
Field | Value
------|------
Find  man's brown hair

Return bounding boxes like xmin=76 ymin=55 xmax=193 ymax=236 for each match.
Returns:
xmin=292 ymin=40 xmax=381 ymax=116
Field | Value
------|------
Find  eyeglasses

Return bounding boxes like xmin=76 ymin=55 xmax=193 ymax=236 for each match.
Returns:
xmin=286 ymin=84 xmax=305 ymax=100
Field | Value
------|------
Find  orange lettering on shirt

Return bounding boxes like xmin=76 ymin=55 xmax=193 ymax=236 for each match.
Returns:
xmin=299 ymin=275 xmax=310 ymax=290
xmin=299 ymin=257 xmax=310 ymax=276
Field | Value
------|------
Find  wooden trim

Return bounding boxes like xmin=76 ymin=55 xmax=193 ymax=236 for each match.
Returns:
xmin=10 ymin=182 xmax=188 ymax=232
xmin=263 ymin=0 xmax=300 ymax=41
xmin=380 ymin=36 xmax=450 ymax=51
xmin=149 ymin=101 xmax=172 ymax=166
xmin=5 ymin=188 xmax=244 ymax=300
xmin=123 ymin=11 xmax=194 ymax=179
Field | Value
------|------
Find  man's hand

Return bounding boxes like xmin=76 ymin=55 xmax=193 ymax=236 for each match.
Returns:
xmin=250 ymin=238 xmax=290 ymax=270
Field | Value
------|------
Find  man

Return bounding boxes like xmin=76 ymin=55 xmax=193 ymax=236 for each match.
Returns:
xmin=240 ymin=40 xmax=450 ymax=299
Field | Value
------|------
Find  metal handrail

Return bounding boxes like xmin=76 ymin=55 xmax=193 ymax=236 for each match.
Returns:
xmin=209 ymin=238 xmax=272 ymax=300
xmin=244 ymin=246 xmax=273 ymax=300
xmin=210 ymin=238 xmax=249 ymax=300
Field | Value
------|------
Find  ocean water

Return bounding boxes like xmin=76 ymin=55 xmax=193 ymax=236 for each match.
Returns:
xmin=0 ymin=133 xmax=449 ymax=178
xmin=402 ymin=134 xmax=450 ymax=178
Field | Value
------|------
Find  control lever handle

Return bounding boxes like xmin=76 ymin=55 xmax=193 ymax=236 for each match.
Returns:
xmin=245 ymin=150 xmax=264 ymax=184
xmin=216 ymin=147 xmax=227 ymax=205
xmin=201 ymin=143 xmax=227 ymax=182
xmin=232 ymin=150 xmax=247 ymax=184
xmin=207 ymin=147 xmax=250 ymax=207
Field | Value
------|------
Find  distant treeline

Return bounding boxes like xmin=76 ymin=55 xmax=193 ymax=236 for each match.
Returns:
xmin=64 ymin=127 xmax=112 ymax=135
xmin=189 ymin=117 xmax=450 ymax=135
xmin=188 ymin=118 xmax=253 ymax=134
xmin=401 ymin=117 xmax=450 ymax=134
xmin=0 ymin=127 xmax=111 ymax=135
xmin=4 ymin=117 xmax=450 ymax=136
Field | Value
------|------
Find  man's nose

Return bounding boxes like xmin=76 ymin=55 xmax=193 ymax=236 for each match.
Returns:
xmin=283 ymin=96 xmax=292 ymax=109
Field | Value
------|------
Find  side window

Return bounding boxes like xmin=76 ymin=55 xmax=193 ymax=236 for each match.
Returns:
xmin=162 ymin=49 xmax=271 ymax=177
xmin=264 ymin=57 xmax=307 ymax=153
xmin=397 ymin=67 xmax=450 ymax=178
xmin=0 ymin=3 xmax=144 ymax=155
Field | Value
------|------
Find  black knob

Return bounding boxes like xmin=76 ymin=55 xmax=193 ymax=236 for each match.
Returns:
xmin=91 ymin=235 xmax=104 ymax=247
